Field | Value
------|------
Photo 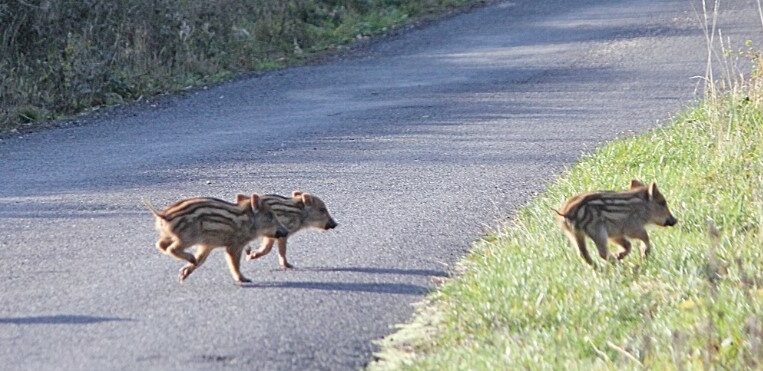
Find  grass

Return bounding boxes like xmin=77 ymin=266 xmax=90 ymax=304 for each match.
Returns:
xmin=369 ymin=51 xmax=763 ymax=370
xmin=0 ymin=0 xmax=485 ymax=133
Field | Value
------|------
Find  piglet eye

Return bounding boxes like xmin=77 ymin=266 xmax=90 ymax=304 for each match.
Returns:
xmin=320 ymin=208 xmax=327 ymax=213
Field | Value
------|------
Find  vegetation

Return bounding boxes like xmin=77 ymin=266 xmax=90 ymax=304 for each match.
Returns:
xmin=370 ymin=45 xmax=763 ymax=371
xmin=0 ymin=0 xmax=481 ymax=132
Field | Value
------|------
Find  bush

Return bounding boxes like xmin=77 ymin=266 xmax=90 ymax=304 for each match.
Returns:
xmin=0 ymin=0 xmax=477 ymax=130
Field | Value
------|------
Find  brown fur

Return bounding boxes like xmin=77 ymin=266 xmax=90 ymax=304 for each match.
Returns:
xmin=146 ymin=194 xmax=288 ymax=283
xmin=243 ymin=191 xmax=338 ymax=269
xmin=556 ymin=180 xmax=677 ymax=265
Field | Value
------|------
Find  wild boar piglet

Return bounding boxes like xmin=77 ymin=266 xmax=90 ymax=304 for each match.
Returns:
xmin=147 ymin=193 xmax=288 ymax=283
xmin=245 ymin=191 xmax=338 ymax=269
xmin=556 ymin=180 xmax=677 ymax=265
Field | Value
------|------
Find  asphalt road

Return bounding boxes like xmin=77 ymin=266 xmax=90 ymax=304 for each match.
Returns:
xmin=1 ymin=0 xmax=760 ymax=369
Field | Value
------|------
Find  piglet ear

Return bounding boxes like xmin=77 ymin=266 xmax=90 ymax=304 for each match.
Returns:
xmin=301 ymin=193 xmax=313 ymax=205
xmin=648 ymin=183 xmax=662 ymax=200
xmin=292 ymin=190 xmax=303 ymax=198
xmin=630 ymin=179 xmax=645 ymax=189
xmin=250 ymin=193 xmax=261 ymax=212
xmin=235 ymin=194 xmax=249 ymax=205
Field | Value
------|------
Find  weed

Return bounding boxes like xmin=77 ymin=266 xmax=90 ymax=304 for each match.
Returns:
xmin=0 ymin=0 xmax=483 ymax=132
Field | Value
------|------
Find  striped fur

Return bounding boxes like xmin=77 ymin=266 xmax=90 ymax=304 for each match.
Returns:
xmin=147 ymin=194 xmax=288 ymax=283
xmin=243 ymin=191 xmax=338 ymax=269
xmin=556 ymin=180 xmax=677 ymax=265
xmin=155 ymin=197 xmax=251 ymax=236
xmin=261 ymin=194 xmax=306 ymax=232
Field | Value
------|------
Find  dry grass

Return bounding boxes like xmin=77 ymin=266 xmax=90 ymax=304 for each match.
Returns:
xmin=0 ymin=0 xmax=482 ymax=132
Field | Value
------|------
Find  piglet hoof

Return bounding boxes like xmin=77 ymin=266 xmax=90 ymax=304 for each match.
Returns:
xmin=279 ymin=263 xmax=294 ymax=270
xmin=178 ymin=266 xmax=194 ymax=282
xmin=236 ymin=277 xmax=252 ymax=284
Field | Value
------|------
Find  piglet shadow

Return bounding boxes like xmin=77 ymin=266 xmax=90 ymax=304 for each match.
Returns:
xmin=0 ymin=314 xmax=131 ymax=325
xmin=242 ymin=280 xmax=428 ymax=295
xmin=293 ymin=266 xmax=448 ymax=277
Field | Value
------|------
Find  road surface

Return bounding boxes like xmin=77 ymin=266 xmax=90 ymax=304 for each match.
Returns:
xmin=1 ymin=0 xmax=760 ymax=369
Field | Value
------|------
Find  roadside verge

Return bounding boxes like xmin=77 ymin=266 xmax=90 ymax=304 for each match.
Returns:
xmin=370 ymin=60 xmax=763 ymax=370
xmin=0 ymin=0 xmax=488 ymax=134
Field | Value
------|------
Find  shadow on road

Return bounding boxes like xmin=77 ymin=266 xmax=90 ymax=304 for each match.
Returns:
xmin=0 ymin=314 xmax=130 ymax=325
xmin=300 ymin=266 xmax=448 ymax=277
xmin=0 ymin=207 xmax=146 ymax=220
xmin=244 ymin=281 xmax=428 ymax=295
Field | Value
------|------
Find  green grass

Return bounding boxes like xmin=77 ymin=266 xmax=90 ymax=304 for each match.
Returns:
xmin=371 ymin=74 xmax=763 ymax=369
xmin=0 ymin=0 xmax=484 ymax=133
